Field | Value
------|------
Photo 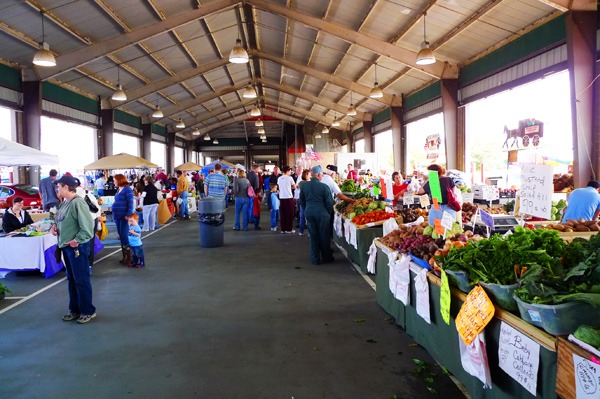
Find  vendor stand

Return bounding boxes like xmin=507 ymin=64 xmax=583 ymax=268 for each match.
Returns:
xmin=0 ymin=233 xmax=63 ymax=278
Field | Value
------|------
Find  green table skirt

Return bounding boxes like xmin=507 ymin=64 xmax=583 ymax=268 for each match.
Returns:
xmin=375 ymin=247 xmax=558 ymax=399
xmin=333 ymin=226 xmax=383 ymax=274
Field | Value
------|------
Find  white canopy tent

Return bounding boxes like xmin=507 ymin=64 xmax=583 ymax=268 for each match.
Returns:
xmin=0 ymin=137 xmax=59 ymax=166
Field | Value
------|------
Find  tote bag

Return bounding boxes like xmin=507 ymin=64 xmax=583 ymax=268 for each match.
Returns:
xmin=247 ymin=185 xmax=256 ymax=198
xmin=446 ymin=185 xmax=462 ymax=212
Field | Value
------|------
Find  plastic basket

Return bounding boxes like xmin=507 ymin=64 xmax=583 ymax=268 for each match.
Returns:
xmin=444 ymin=269 xmax=472 ymax=293
xmin=480 ymin=281 xmax=519 ymax=312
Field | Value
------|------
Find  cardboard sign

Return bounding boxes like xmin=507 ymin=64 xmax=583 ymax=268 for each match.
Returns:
xmin=479 ymin=208 xmax=495 ymax=230
xmin=519 ymin=163 xmax=553 ymax=219
xmin=573 ymin=354 xmax=600 ymax=398
xmin=419 ymin=195 xmax=430 ymax=208
xmin=441 ymin=211 xmax=455 ymax=230
xmin=428 ymin=171 xmax=442 ymax=203
xmin=403 ymin=193 xmax=414 ymax=206
xmin=498 ymin=322 xmax=540 ymax=396
xmin=440 ymin=270 xmax=451 ymax=325
xmin=455 ymin=285 xmax=495 ymax=346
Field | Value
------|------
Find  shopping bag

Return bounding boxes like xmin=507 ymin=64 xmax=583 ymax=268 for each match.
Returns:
xmin=158 ymin=200 xmax=172 ymax=224
xmin=96 ymin=220 xmax=108 ymax=241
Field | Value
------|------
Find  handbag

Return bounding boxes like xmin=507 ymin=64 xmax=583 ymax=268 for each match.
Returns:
xmin=96 ymin=220 xmax=109 ymax=240
xmin=247 ymin=185 xmax=256 ymax=198
xmin=446 ymin=185 xmax=462 ymax=212
xmin=84 ymin=195 xmax=99 ymax=213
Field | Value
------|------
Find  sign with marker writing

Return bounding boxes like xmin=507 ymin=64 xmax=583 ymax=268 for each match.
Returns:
xmin=403 ymin=193 xmax=414 ymax=206
xmin=456 ymin=285 xmax=495 ymax=346
xmin=498 ymin=322 xmax=540 ymax=396
xmin=419 ymin=195 xmax=430 ymax=208
xmin=462 ymin=193 xmax=474 ymax=203
xmin=519 ymin=164 xmax=553 ymax=219
xmin=440 ymin=270 xmax=451 ymax=325
xmin=573 ymin=354 xmax=600 ymax=398
xmin=441 ymin=211 xmax=455 ymax=230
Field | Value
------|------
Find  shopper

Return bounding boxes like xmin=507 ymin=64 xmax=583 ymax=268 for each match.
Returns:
xmin=112 ymin=174 xmax=134 ymax=266
xmin=269 ymin=183 xmax=280 ymax=231
xmin=296 ymin=169 xmax=310 ymax=236
xmin=127 ymin=213 xmax=145 ymax=268
xmin=233 ymin=169 xmax=250 ymax=231
xmin=417 ymin=164 xmax=457 ymax=226
xmin=204 ymin=163 xmax=229 ymax=207
xmin=176 ymin=170 xmax=190 ymax=220
xmin=141 ymin=175 xmax=159 ymax=231
xmin=562 ymin=180 xmax=600 ymax=222
xmin=2 ymin=196 xmax=34 ymax=233
xmin=94 ymin=172 xmax=106 ymax=196
xmin=277 ymin=166 xmax=296 ymax=234
xmin=51 ymin=174 xmax=96 ymax=324
xmin=299 ymin=166 xmax=334 ymax=265
xmin=247 ymin=164 xmax=262 ymax=230
xmin=40 ymin=169 xmax=60 ymax=211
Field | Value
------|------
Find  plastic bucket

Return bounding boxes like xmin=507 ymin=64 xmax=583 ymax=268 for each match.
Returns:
xmin=444 ymin=269 xmax=472 ymax=293
xmin=480 ymin=281 xmax=519 ymax=312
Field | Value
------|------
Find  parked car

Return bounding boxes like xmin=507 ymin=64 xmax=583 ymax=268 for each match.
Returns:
xmin=0 ymin=184 xmax=42 ymax=209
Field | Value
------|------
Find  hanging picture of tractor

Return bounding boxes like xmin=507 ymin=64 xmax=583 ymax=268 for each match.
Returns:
xmin=503 ymin=118 xmax=544 ymax=149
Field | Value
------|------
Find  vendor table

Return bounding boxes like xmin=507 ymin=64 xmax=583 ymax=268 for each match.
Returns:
xmin=0 ymin=234 xmax=63 ymax=278
xmin=333 ymin=214 xmax=383 ymax=274
xmin=374 ymin=243 xmax=559 ymax=399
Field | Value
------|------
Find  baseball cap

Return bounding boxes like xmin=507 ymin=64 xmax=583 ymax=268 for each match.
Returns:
xmin=55 ymin=175 xmax=80 ymax=188
xmin=311 ymin=165 xmax=323 ymax=174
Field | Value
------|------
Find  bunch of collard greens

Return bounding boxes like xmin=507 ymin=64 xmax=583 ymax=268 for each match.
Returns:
xmin=515 ymin=234 xmax=600 ymax=306
xmin=441 ymin=226 xmax=565 ymax=285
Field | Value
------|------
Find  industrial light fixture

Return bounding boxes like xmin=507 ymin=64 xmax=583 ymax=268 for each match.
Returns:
xmin=255 ymin=118 xmax=264 ymax=127
xmin=176 ymin=119 xmax=185 ymax=129
xmin=369 ymin=64 xmax=383 ymax=99
xmin=32 ymin=12 xmax=56 ymax=67
xmin=259 ymin=134 xmax=266 ymax=140
xmin=151 ymin=94 xmax=163 ymax=118
xmin=192 ymin=129 xmax=200 ymax=136
xmin=331 ymin=112 xmax=340 ymax=127
xmin=416 ymin=13 xmax=436 ymax=66
xmin=314 ymin=132 xmax=322 ymax=139
xmin=322 ymin=126 xmax=329 ymax=134
xmin=257 ymin=127 xmax=265 ymax=134
xmin=346 ymin=91 xmax=357 ymax=116
xmin=261 ymin=138 xmax=267 ymax=143
xmin=229 ymin=38 xmax=249 ymax=64
xmin=243 ymin=83 xmax=257 ymax=99
xmin=111 ymin=65 xmax=127 ymax=101
xmin=204 ymin=134 xmax=211 ymax=141
xmin=250 ymin=103 xmax=261 ymax=117
xmin=213 ymin=138 xmax=219 ymax=144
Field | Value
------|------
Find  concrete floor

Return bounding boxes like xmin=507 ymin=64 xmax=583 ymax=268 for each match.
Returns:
xmin=0 ymin=206 xmax=466 ymax=399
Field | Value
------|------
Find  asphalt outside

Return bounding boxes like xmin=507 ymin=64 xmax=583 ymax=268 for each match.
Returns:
xmin=0 ymin=204 xmax=467 ymax=399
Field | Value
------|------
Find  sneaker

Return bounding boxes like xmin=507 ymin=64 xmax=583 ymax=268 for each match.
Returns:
xmin=271 ymin=227 xmax=277 ymax=231
xmin=135 ymin=263 xmax=145 ymax=268
xmin=62 ymin=312 xmax=80 ymax=321
xmin=298 ymin=232 xmax=304 ymax=236
xmin=141 ymin=228 xmax=149 ymax=232
xmin=290 ymin=230 xmax=296 ymax=234
xmin=77 ymin=313 xmax=97 ymax=324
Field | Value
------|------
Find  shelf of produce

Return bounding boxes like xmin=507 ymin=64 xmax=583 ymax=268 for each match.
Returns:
xmin=373 ymin=241 xmax=558 ymax=399
xmin=555 ymin=336 xmax=598 ymax=399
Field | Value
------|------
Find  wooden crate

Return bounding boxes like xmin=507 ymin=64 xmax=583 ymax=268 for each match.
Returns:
xmin=556 ymin=336 xmax=598 ymax=399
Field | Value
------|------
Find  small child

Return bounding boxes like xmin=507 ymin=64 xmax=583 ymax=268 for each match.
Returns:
xmin=269 ymin=183 xmax=279 ymax=231
xmin=127 ymin=213 xmax=145 ymax=268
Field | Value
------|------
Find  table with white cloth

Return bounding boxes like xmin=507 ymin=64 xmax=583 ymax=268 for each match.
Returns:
xmin=0 ymin=233 xmax=64 ymax=278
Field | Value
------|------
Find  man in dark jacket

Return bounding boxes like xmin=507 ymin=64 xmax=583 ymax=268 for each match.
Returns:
xmin=298 ymin=165 xmax=334 ymax=265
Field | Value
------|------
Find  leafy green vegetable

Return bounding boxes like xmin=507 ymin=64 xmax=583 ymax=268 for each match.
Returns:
xmin=574 ymin=325 xmax=600 ymax=349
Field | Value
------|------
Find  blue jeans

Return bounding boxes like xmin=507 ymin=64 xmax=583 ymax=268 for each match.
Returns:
xmin=62 ymin=243 xmax=96 ymax=315
xmin=97 ymin=189 xmax=104 ymax=197
xmin=115 ymin=216 xmax=130 ymax=247
xmin=179 ymin=190 xmax=189 ymax=218
xmin=131 ymin=245 xmax=145 ymax=264
xmin=270 ymin=209 xmax=279 ymax=229
xmin=234 ymin=197 xmax=249 ymax=230
xmin=299 ymin=205 xmax=306 ymax=234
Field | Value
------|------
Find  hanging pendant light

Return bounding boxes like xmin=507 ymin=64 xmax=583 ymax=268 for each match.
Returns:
xmin=331 ymin=112 xmax=340 ymax=127
xmin=257 ymin=127 xmax=265 ymax=134
xmin=314 ymin=132 xmax=322 ymax=139
xmin=416 ymin=13 xmax=436 ymax=65
xmin=33 ymin=12 xmax=56 ymax=67
xmin=369 ymin=64 xmax=383 ymax=99
xmin=259 ymin=134 xmax=266 ymax=140
xmin=204 ymin=134 xmax=211 ymax=141
xmin=261 ymin=138 xmax=267 ymax=143
xmin=250 ymin=103 xmax=261 ymax=117
xmin=192 ymin=129 xmax=200 ymax=136
xmin=213 ymin=138 xmax=219 ymax=144
xmin=176 ymin=119 xmax=185 ymax=129
xmin=243 ymin=83 xmax=257 ymax=99
xmin=111 ymin=65 xmax=127 ymax=101
xmin=346 ymin=91 xmax=357 ymax=116
xmin=229 ymin=38 xmax=249 ymax=64
xmin=322 ymin=126 xmax=329 ymax=134
xmin=255 ymin=118 xmax=264 ymax=127
xmin=151 ymin=94 xmax=163 ymax=118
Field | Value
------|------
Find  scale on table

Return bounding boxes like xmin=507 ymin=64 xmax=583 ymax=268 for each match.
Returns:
xmin=467 ymin=209 xmax=520 ymax=236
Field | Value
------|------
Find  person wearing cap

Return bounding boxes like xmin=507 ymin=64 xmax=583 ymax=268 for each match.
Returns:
xmin=50 ymin=174 xmax=96 ymax=324
xmin=299 ymin=165 xmax=335 ymax=264
xmin=112 ymin=174 xmax=134 ymax=266
xmin=561 ymin=180 xmax=600 ymax=222
xmin=40 ymin=169 xmax=60 ymax=211
xmin=176 ymin=170 xmax=190 ymax=220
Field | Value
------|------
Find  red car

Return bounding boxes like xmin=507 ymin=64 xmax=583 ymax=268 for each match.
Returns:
xmin=0 ymin=184 xmax=42 ymax=209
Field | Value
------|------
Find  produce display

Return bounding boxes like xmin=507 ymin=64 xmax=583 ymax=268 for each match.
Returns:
xmin=396 ymin=208 xmax=427 ymax=224
xmin=347 ymin=200 xmax=389 ymax=221
xmin=553 ymin=173 xmax=574 ymax=192
xmin=573 ymin=325 xmax=600 ymax=350
xmin=461 ymin=202 xmax=478 ymax=224
xmin=549 ymin=199 xmax=567 ymax=221
xmin=351 ymin=209 xmax=396 ymax=226
xmin=335 ymin=197 xmax=373 ymax=217
xmin=539 ymin=219 xmax=600 ymax=232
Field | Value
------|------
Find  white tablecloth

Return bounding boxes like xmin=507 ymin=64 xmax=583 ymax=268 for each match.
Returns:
xmin=0 ymin=234 xmax=57 ymax=277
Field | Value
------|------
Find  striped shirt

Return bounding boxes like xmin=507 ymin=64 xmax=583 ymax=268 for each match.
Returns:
xmin=205 ymin=172 xmax=229 ymax=199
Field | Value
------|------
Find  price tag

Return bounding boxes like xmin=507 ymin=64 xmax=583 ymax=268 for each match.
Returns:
xmin=441 ymin=211 xmax=454 ymax=230
xmin=455 ymin=285 xmax=495 ymax=345
xmin=573 ymin=354 xmax=600 ymax=398
xmin=440 ymin=270 xmax=451 ymax=325
xmin=432 ymin=197 xmax=440 ymax=211
xmin=480 ymin=208 xmax=495 ymax=230
xmin=419 ymin=195 xmax=430 ymax=208
xmin=498 ymin=322 xmax=540 ymax=396
xmin=403 ymin=193 xmax=414 ymax=206
xmin=433 ymin=218 xmax=445 ymax=235
xmin=462 ymin=193 xmax=474 ymax=203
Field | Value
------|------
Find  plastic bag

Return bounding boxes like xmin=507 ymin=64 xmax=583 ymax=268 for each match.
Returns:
xmin=199 ymin=213 xmax=225 ymax=227
xmin=96 ymin=220 xmax=108 ymax=240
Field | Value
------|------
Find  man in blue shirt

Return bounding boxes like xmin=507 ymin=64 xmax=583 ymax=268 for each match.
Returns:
xmin=204 ymin=163 xmax=229 ymax=204
xmin=39 ymin=169 xmax=60 ymax=211
xmin=562 ymin=180 xmax=600 ymax=222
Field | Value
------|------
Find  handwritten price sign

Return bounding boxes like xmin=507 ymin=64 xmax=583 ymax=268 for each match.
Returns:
xmin=455 ymin=285 xmax=495 ymax=346
xmin=498 ymin=322 xmax=540 ymax=395
xmin=574 ymin=354 xmax=600 ymax=398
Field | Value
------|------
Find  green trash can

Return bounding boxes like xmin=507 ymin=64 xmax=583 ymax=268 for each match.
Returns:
xmin=198 ymin=197 xmax=225 ymax=248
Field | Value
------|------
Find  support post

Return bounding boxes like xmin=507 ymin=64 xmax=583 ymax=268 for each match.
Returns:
xmin=441 ymin=79 xmax=459 ymax=170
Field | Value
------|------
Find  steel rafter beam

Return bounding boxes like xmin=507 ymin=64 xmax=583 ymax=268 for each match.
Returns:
xmin=536 ymin=0 xmax=597 ymax=11
xmin=25 ymin=0 xmax=239 ymax=81
xmin=182 ymin=99 xmax=257 ymax=132
xmin=200 ymin=110 xmax=303 ymax=136
xmin=248 ymin=0 xmax=458 ymax=79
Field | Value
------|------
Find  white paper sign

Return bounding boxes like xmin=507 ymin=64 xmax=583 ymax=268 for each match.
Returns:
xmin=459 ymin=331 xmax=493 ymax=388
xmin=367 ymin=241 xmax=378 ymax=274
xmin=441 ymin=211 xmax=455 ymax=230
xmin=573 ymin=354 xmax=600 ymax=398
xmin=419 ymin=195 xmax=430 ymax=208
xmin=348 ymin=222 xmax=358 ymax=249
xmin=414 ymin=268 xmax=431 ymax=324
xmin=403 ymin=193 xmax=414 ymax=206
xmin=519 ymin=164 xmax=553 ymax=219
xmin=498 ymin=322 xmax=540 ymax=396
xmin=462 ymin=193 xmax=474 ymax=203
xmin=390 ymin=255 xmax=411 ymax=305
